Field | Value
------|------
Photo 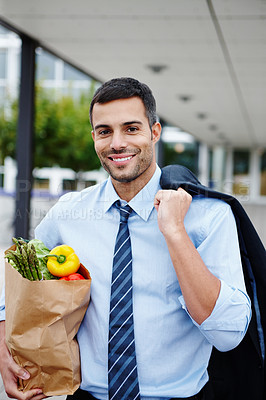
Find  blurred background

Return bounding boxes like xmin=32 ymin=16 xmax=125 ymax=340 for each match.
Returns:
xmin=0 ymin=0 xmax=266 ymax=398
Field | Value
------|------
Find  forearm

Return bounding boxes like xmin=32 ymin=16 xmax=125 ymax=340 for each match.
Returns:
xmin=164 ymin=226 xmax=221 ymax=325
xmin=0 ymin=320 xmax=11 ymax=385
xmin=0 ymin=320 xmax=13 ymax=378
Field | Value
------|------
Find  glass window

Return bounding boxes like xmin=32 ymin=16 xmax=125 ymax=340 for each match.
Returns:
xmin=0 ymin=49 xmax=7 ymax=79
xmin=0 ymin=25 xmax=9 ymax=35
xmin=63 ymin=63 xmax=89 ymax=81
xmin=0 ymin=86 xmax=6 ymax=106
xmin=163 ymin=141 xmax=198 ymax=174
xmin=233 ymin=150 xmax=250 ymax=196
xmin=33 ymin=178 xmax=49 ymax=190
xmin=63 ymin=179 xmax=76 ymax=191
xmin=162 ymin=127 xmax=198 ymax=174
xmin=260 ymin=151 xmax=266 ymax=196
xmin=36 ymin=49 xmax=56 ymax=80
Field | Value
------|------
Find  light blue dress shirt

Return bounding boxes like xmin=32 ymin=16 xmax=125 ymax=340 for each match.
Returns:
xmin=0 ymin=166 xmax=251 ymax=399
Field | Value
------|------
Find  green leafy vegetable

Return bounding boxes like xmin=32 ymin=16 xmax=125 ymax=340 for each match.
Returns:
xmin=5 ymin=238 xmax=58 ymax=281
xmin=28 ymin=239 xmax=56 ymax=280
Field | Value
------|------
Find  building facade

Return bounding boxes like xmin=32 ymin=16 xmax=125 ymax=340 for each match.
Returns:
xmin=0 ymin=23 xmax=265 ymax=244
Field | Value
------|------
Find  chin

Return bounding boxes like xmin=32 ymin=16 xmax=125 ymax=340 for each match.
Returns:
xmin=111 ymin=172 xmax=136 ymax=183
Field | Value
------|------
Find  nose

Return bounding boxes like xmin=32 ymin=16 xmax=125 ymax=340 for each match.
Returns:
xmin=110 ymin=131 xmax=127 ymax=150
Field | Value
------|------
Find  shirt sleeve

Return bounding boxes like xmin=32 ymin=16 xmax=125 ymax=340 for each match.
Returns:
xmin=34 ymin=196 xmax=64 ymax=248
xmin=179 ymin=280 xmax=251 ymax=351
xmin=0 ymin=282 xmax=5 ymax=321
xmin=179 ymin=200 xmax=252 ymax=352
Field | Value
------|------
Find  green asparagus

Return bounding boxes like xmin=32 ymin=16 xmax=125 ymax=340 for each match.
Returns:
xmin=4 ymin=237 xmax=58 ymax=281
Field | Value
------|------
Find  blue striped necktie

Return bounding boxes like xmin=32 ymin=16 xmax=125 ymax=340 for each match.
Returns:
xmin=108 ymin=202 xmax=140 ymax=400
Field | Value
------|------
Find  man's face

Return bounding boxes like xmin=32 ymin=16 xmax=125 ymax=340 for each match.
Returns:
xmin=91 ymin=97 xmax=161 ymax=187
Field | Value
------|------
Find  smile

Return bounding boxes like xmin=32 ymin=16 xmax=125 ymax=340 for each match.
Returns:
xmin=113 ymin=156 xmax=132 ymax=162
xmin=108 ymin=155 xmax=135 ymax=163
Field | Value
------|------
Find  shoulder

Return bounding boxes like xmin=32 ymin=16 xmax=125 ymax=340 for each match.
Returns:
xmin=190 ymin=196 xmax=234 ymax=226
xmin=56 ymin=179 xmax=108 ymax=209
xmin=35 ymin=180 xmax=109 ymax=246
xmin=186 ymin=195 xmax=236 ymax=241
xmin=38 ymin=179 xmax=109 ymax=223
xmin=191 ymin=195 xmax=231 ymax=215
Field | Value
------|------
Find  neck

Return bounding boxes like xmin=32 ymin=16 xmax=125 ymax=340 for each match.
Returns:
xmin=111 ymin=164 xmax=157 ymax=202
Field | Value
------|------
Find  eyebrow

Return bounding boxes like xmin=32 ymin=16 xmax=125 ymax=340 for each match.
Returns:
xmin=94 ymin=120 xmax=143 ymax=131
xmin=122 ymin=120 xmax=143 ymax=126
xmin=94 ymin=124 xmax=110 ymax=131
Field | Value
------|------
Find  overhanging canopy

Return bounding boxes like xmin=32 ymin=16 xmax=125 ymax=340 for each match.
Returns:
xmin=0 ymin=0 xmax=266 ymax=148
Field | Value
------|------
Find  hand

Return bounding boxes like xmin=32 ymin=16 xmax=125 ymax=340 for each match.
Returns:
xmin=154 ymin=188 xmax=192 ymax=238
xmin=0 ymin=322 xmax=46 ymax=400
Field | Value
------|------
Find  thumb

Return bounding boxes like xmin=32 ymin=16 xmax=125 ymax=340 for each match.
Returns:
xmin=8 ymin=358 xmax=30 ymax=380
xmin=17 ymin=368 xmax=30 ymax=380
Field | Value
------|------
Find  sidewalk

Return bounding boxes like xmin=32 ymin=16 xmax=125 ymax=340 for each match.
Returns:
xmin=0 ymin=247 xmax=66 ymax=400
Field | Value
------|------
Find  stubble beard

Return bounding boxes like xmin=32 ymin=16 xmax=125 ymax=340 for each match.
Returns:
xmin=98 ymin=146 xmax=154 ymax=183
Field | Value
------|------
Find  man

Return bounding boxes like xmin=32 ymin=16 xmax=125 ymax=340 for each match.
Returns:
xmin=0 ymin=77 xmax=251 ymax=400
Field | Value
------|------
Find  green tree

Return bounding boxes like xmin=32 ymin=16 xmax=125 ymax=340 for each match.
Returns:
xmin=0 ymin=100 xmax=18 ymax=165
xmin=0 ymin=84 xmax=100 ymax=171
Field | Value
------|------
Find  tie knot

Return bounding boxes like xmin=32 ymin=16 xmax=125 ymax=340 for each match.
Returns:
xmin=117 ymin=202 xmax=132 ymax=223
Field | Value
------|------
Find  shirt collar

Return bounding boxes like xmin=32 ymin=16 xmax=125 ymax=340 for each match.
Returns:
xmin=103 ymin=165 xmax=161 ymax=221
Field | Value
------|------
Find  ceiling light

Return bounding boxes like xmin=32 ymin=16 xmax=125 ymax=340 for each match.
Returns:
xmin=162 ymin=127 xmax=195 ymax=143
xmin=178 ymin=95 xmax=192 ymax=102
xmin=209 ymin=124 xmax=218 ymax=131
xmin=146 ymin=64 xmax=168 ymax=74
xmin=197 ymin=113 xmax=207 ymax=119
xmin=218 ymin=132 xmax=226 ymax=141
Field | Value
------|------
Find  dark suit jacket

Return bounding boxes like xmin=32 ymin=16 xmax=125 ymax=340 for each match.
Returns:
xmin=160 ymin=164 xmax=266 ymax=400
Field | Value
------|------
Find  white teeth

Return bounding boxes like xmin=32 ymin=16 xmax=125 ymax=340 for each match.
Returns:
xmin=113 ymin=156 xmax=132 ymax=162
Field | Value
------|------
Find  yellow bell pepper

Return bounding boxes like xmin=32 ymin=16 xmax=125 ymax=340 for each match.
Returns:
xmin=47 ymin=245 xmax=80 ymax=277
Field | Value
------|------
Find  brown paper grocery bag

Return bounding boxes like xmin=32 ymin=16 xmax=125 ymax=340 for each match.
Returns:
xmin=5 ymin=258 xmax=91 ymax=396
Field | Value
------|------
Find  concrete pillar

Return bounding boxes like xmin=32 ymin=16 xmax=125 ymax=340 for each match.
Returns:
xmin=249 ymin=148 xmax=260 ymax=201
xmin=198 ymin=143 xmax=209 ymax=186
xmin=211 ymin=145 xmax=225 ymax=192
xmin=4 ymin=157 xmax=16 ymax=193
xmin=224 ymin=147 xmax=233 ymax=194
xmin=48 ymin=167 xmax=65 ymax=195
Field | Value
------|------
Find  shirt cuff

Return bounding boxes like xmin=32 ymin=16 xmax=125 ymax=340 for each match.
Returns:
xmin=0 ymin=284 xmax=5 ymax=321
xmin=0 ymin=308 xmax=5 ymax=321
xmin=178 ymin=279 xmax=251 ymax=332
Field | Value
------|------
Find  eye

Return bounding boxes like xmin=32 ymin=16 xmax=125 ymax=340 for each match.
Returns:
xmin=98 ymin=129 xmax=111 ymax=136
xmin=126 ymin=126 xmax=138 ymax=133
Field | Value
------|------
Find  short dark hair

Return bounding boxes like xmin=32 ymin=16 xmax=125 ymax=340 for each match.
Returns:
xmin=89 ymin=77 xmax=157 ymax=129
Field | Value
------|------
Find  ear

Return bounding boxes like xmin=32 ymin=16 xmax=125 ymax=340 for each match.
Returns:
xmin=91 ymin=130 xmax=95 ymax=142
xmin=151 ymin=122 xmax=161 ymax=144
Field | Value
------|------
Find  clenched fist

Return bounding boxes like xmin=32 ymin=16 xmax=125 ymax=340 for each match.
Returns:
xmin=154 ymin=188 xmax=192 ymax=238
